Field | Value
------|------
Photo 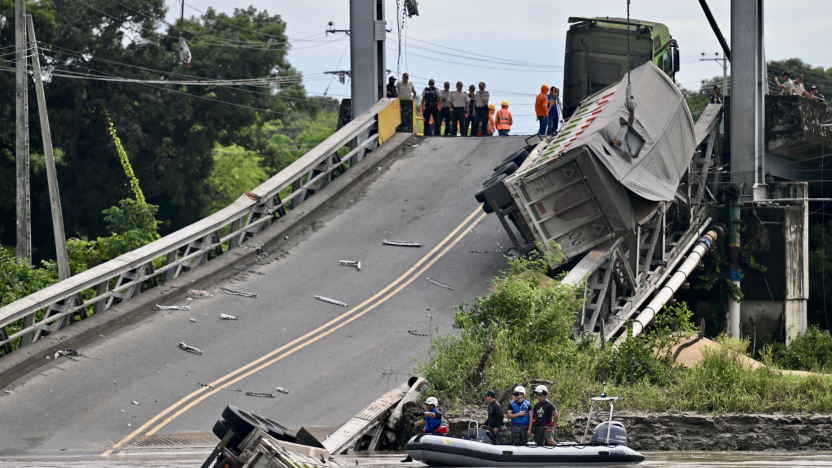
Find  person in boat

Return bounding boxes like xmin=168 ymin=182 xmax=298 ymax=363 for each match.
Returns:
xmin=413 ymin=396 xmax=443 ymax=433
xmin=507 ymin=386 xmax=532 ymax=446
xmin=531 ymin=385 xmax=558 ymax=446
xmin=483 ymin=389 xmax=506 ymax=444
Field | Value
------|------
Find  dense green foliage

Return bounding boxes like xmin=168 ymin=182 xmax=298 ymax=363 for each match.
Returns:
xmin=766 ymin=326 xmax=832 ymax=373
xmin=0 ymin=0 xmax=320 ymax=262
xmin=417 ymin=254 xmax=832 ymax=416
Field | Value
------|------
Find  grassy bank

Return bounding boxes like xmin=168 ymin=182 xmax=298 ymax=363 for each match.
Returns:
xmin=415 ymin=248 xmax=832 ymax=416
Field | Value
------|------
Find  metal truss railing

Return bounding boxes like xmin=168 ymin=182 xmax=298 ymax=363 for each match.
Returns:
xmin=0 ymin=98 xmax=399 ymax=355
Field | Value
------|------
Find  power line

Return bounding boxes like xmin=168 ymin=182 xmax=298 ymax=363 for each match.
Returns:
xmin=401 ymin=35 xmax=562 ymax=70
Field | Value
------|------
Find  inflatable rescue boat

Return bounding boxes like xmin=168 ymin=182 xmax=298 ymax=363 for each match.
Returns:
xmin=406 ymin=392 xmax=644 ymax=467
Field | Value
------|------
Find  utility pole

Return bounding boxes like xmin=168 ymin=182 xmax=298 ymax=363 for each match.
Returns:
xmin=15 ymin=0 xmax=30 ymax=263
xmin=700 ymin=52 xmax=729 ymax=95
xmin=27 ymin=15 xmax=70 ymax=281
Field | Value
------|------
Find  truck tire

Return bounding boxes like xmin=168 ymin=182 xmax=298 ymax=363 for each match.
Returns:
xmin=483 ymin=162 xmax=518 ymax=186
xmin=254 ymin=414 xmax=298 ymax=443
xmin=212 ymin=419 xmax=245 ymax=449
xmin=493 ymin=148 xmax=529 ymax=172
xmin=475 ymin=174 xmax=507 ymax=204
xmin=221 ymin=405 xmax=264 ymax=437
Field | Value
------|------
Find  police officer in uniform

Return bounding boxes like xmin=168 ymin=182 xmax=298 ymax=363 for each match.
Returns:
xmin=448 ymin=81 xmax=471 ymax=136
xmin=464 ymin=84 xmax=477 ymax=136
xmin=473 ymin=82 xmax=491 ymax=137
xmin=507 ymin=386 xmax=532 ymax=446
xmin=439 ymin=81 xmax=453 ymax=136
xmin=421 ymin=79 xmax=442 ymax=136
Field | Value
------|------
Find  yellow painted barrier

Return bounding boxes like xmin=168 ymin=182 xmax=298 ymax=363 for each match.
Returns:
xmin=377 ymin=98 xmax=402 ymax=145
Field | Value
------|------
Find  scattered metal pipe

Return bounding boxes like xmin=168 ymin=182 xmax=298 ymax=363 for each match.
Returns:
xmin=315 ymin=295 xmax=348 ymax=307
xmin=340 ymin=260 xmax=361 ymax=271
xmin=383 ymin=239 xmax=423 ymax=248
xmin=627 ymin=225 xmax=724 ymax=340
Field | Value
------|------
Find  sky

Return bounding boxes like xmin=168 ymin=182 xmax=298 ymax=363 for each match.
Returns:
xmin=166 ymin=0 xmax=832 ymax=134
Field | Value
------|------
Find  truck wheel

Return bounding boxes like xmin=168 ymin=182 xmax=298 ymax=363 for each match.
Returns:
xmin=262 ymin=414 xmax=298 ymax=443
xmin=493 ymin=148 xmax=529 ymax=172
xmin=212 ymin=419 xmax=245 ymax=449
xmin=475 ymin=174 xmax=507 ymax=204
xmin=483 ymin=162 xmax=518 ymax=186
xmin=221 ymin=405 xmax=264 ymax=437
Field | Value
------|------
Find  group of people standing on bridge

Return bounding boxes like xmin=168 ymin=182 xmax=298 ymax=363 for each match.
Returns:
xmin=388 ymin=74 xmax=563 ymax=137
xmin=409 ymin=385 xmax=559 ymax=447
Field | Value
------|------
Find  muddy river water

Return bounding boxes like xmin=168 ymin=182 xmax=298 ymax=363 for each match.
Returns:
xmin=1 ymin=451 xmax=832 ymax=467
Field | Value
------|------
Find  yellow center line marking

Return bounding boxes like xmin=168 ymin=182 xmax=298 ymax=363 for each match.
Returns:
xmin=143 ymin=212 xmax=487 ymax=437
xmin=102 ymin=207 xmax=484 ymax=455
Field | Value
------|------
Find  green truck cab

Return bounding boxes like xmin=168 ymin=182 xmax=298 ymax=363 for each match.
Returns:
xmin=562 ymin=16 xmax=679 ymax=118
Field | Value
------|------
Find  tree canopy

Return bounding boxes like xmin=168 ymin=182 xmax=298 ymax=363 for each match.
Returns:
xmin=0 ymin=0 xmax=314 ymax=261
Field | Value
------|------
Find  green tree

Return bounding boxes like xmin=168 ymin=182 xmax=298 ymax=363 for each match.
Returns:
xmin=0 ymin=1 xmax=309 ymax=262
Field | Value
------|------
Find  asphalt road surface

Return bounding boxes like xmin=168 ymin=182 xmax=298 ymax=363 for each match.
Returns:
xmin=0 ymin=136 xmax=530 ymax=456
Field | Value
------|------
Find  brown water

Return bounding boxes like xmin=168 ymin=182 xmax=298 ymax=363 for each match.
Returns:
xmin=2 ymin=451 xmax=832 ymax=467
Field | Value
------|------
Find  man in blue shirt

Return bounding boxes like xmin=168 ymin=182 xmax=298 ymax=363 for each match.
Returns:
xmin=546 ymin=86 xmax=561 ymax=135
xmin=413 ymin=396 xmax=443 ymax=433
xmin=507 ymin=386 xmax=532 ymax=446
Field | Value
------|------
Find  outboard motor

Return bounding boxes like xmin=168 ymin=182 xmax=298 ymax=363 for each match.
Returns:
xmin=592 ymin=421 xmax=628 ymax=446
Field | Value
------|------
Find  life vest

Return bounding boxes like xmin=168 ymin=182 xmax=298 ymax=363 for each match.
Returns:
xmin=509 ymin=399 xmax=531 ymax=426
xmin=496 ymin=109 xmax=512 ymax=130
xmin=423 ymin=87 xmax=440 ymax=107
xmin=424 ymin=412 xmax=443 ymax=433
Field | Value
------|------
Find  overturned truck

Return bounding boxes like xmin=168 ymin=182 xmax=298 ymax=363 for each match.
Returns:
xmin=478 ymin=62 xmax=724 ymax=341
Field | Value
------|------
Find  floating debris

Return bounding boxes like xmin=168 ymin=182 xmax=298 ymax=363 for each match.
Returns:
xmin=189 ymin=318 xmax=196 ymax=323
xmin=178 ymin=342 xmax=203 ymax=355
xmin=4 ymin=390 xmax=13 ymax=394
xmin=408 ymin=330 xmax=429 ymax=337
xmin=198 ymin=383 xmax=242 ymax=393
xmin=132 ymin=400 xmax=140 ymax=405
xmin=156 ymin=304 xmax=191 ymax=311
xmin=275 ymin=387 xmax=289 ymax=394
xmin=427 ymin=277 xmax=455 ymax=290
xmin=383 ymin=239 xmax=424 ymax=248
xmin=315 ymin=295 xmax=348 ymax=307
xmin=220 ymin=314 xmax=238 ymax=320
xmin=234 ymin=264 xmax=247 ymax=271
xmin=188 ymin=289 xmax=213 ymax=296
xmin=340 ymin=260 xmax=361 ymax=271
xmin=245 ymin=392 xmax=275 ymax=398
xmin=219 ymin=287 xmax=258 ymax=298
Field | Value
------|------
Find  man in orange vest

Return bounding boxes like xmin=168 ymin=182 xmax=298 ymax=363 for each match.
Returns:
xmin=495 ymin=101 xmax=513 ymax=136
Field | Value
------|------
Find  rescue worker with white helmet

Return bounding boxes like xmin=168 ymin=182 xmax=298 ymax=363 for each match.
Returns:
xmin=507 ymin=385 xmax=532 ymax=446
xmin=412 ymin=396 xmax=443 ymax=433
xmin=532 ymin=385 xmax=558 ymax=446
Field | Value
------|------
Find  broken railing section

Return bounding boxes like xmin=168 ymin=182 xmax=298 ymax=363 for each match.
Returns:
xmin=323 ymin=376 xmax=429 ymax=455
xmin=0 ymin=98 xmax=399 ymax=357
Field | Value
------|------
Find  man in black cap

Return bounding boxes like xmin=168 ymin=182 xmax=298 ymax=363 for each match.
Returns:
xmin=439 ymin=81 xmax=453 ymax=136
xmin=421 ymin=79 xmax=441 ymax=136
xmin=464 ymin=84 xmax=476 ymax=136
xmin=483 ymin=390 xmax=506 ymax=445
xmin=387 ymin=76 xmax=398 ymax=98
xmin=811 ymin=85 xmax=825 ymax=103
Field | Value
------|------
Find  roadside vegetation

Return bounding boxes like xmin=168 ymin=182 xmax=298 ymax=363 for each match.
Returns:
xmin=416 ymin=244 xmax=832 ymax=417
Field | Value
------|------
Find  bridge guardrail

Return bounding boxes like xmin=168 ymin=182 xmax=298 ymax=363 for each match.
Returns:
xmin=0 ymin=98 xmax=402 ymax=355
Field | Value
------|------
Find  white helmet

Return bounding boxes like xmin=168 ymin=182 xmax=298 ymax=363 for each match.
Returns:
xmin=514 ymin=386 xmax=526 ymax=395
xmin=425 ymin=397 xmax=439 ymax=406
xmin=534 ymin=385 xmax=548 ymax=395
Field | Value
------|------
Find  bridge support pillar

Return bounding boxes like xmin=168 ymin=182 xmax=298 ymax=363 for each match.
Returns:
xmin=350 ymin=0 xmax=386 ymax=159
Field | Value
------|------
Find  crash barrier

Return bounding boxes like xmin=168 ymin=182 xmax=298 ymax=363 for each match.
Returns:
xmin=0 ymin=98 xmax=401 ymax=357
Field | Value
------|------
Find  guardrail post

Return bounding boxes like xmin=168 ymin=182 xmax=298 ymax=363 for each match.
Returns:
xmin=291 ymin=178 xmax=302 ymax=209
xmin=228 ymin=219 xmax=242 ymax=250
xmin=164 ymin=250 xmax=179 ymax=283
xmin=93 ymin=279 xmax=110 ymax=314
xmin=18 ymin=312 xmax=34 ymax=347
